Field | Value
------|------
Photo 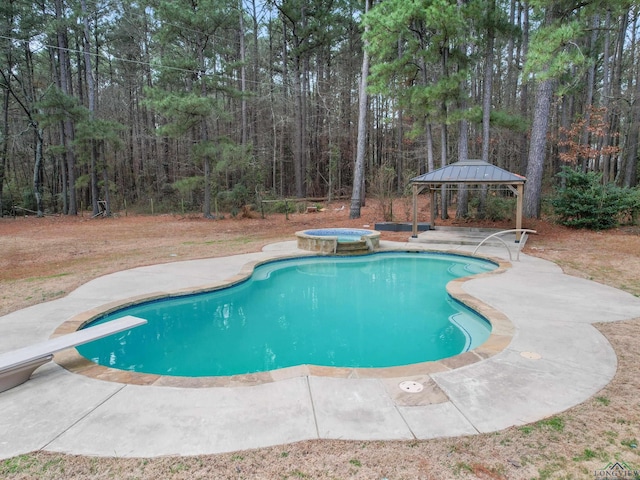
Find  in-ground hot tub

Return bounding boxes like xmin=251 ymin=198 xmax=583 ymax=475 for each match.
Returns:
xmin=296 ymin=228 xmax=381 ymax=255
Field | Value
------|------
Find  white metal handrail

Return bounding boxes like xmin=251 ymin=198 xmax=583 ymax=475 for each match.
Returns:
xmin=472 ymin=229 xmax=537 ymax=261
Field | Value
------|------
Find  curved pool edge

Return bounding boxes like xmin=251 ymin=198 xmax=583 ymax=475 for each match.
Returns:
xmin=52 ymin=246 xmax=514 ymax=389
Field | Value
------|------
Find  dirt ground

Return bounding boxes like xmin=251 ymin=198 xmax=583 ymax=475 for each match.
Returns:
xmin=1 ymin=200 xmax=639 ymax=479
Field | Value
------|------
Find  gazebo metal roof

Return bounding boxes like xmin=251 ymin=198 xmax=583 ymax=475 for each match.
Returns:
xmin=410 ymin=159 xmax=526 ymax=185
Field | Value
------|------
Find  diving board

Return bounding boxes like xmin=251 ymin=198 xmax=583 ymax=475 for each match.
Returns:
xmin=0 ymin=315 xmax=147 ymax=393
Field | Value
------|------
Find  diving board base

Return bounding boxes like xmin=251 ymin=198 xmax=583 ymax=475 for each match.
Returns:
xmin=0 ymin=315 xmax=147 ymax=393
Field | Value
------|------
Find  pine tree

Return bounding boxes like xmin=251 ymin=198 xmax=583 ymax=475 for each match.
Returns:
xmin=146 ymin=0 xmax=240 ymax=218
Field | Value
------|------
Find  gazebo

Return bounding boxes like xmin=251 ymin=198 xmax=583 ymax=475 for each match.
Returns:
xmin=410 ymin=159 xmax=526 ymax=239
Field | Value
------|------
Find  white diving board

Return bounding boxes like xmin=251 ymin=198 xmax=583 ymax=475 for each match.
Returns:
xmin=0 ymin=315 xmax=147 ymax=393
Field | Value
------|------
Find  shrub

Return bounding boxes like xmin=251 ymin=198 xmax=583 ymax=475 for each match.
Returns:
xmin=1 ymin=192 xmax=15 ymax=216
xmin=263 ymin=200 xmax=290 ymax=214
xmin=626 ymin=188 xmax=640 ymax=225
xmin=217 ymin=183 xmax=252 ymax=215
xmin=468 ymin=193 xmax=515 ymax=222
xmin=551 ymin=167 xmax=635 ymax=230
xmin=482 ymin=195 xmax=515 ymax=221
xmin=368 ymin=163 xmax=396 ymax=221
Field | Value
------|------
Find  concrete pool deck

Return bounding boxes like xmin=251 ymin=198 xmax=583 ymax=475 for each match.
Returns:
xmin=1 ymin=240 xmax=640 ymax=459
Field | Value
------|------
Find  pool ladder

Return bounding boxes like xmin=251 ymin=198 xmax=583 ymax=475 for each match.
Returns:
xmin=472 ymin=229 xmax=537 ymax=261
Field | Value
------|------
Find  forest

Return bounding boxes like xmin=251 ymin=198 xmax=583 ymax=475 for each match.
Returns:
xmin=0 ymin=0 xmax=638 ymax=221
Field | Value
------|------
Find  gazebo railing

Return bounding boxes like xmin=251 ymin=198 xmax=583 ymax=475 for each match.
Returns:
xmin=472 ymin=229 xmax=537 ymax=261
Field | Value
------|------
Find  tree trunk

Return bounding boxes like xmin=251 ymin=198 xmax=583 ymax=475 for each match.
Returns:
xmin=524 ymin=77 xmax=555 ymax=218
xmin=523 ymin=4 xmax=561 ymax=219
xmin=505 ymin=0 xmax=517 ymax=110
xmin=55 ymin=0 xmax=77 ymax=215
xmin=293 ymin=55 xmax=305 ymax=197
xmin=456 ymin=96 xmax=470 ymax=218
xmin=23 ymin=40 xmax=45 ymax=217
xmin=33 ymin=126 xmax=44 ymax=217
xmin=579 ymin=14 xmax=599 ymax=171
xmin=456 ymin=0 xmax=473 ymax=219
xmin=482 ymin=0 xmax=494 ymax=164
xmin=519 ymin=2 xmax=530 ymax=175
xmin=239 ymin=0 xmax=247 ymax=147
xmin=199 ymin=41 xmax=213 ymax=219
xmin=350 ymin=0 xmax=371 ymax=219
xmin=608 ymin=11 xmax=626 ymax=184
xmin=425 ymin=123 xmax=434 ymax=174
xmin=623 ymin=29 xmax=640 ymax=188
xmin=474 ymin=0 xmax=496 ymax=219
xmin=440 ymin=122 xmax=448 ymax=220
xmin=102 ymin=145 xmax=111 ymax=216
xmin=440 ymin=48 xmax=449 ymax=220
xmin=395 ymin=33 xmax=404 ymax=193
xmin=623 ymin=96 xmax=639 ymax=188
xmin=203 ymin=150 xmax=212 ymax=217
xmin=0 ymin=75 xmax=9 ymax=218
xmin=600 ymin=10 xmax=613 ymax=179
xmin=250 ymin=0 xmax=260 ymax=151
xmin=81 ymin=0 xmax=100 ymax=216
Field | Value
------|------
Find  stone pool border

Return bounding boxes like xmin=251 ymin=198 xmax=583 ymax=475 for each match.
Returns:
xmin=52 ymin=249 xmax=513 ymax=389
xmin=296 ymin=228 xmax=381 ymax=254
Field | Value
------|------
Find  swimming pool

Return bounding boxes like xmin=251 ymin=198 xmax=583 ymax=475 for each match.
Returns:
xmin=76 ymin=252 xmax=497 ymax=377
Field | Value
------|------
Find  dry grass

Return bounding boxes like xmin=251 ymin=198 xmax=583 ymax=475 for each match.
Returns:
xmin=1 ymin=204 xmax=639 ymax=479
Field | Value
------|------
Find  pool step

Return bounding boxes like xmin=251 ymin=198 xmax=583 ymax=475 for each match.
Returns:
xmin=335 ymin=240 xmax=370 ymax=255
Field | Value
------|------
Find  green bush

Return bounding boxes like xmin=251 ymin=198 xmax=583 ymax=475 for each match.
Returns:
xmin=263 ymin=200 xmax=290 ymax=214
xmin=468 ymin=194 xmax=515 ymax=221
xmin=483 ymin=195 xmax=515 ymax=221
xmin=260 ymin=199 xmax=307 ymax=215
xmin=217 ymin=183 xmax=252 ymax=216
xmin=1 ymin=192 xmax=14 ymax=216
xmin=20 ymin=188 xmax=37 ymax=213
xmin=626 ymin=188 xmax=640 ymax=225
xmin=551 ymin=167 xmax=636 ymax=230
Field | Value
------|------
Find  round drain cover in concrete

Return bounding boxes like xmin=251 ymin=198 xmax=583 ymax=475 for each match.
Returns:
xmin=520 ymin=351 xmax=542 ymax=360
xmin=399 ymin=380 xmax=424 ymax=393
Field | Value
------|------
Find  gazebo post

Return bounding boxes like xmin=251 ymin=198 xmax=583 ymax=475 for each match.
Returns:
xmin=411 ymin=183 xmax=419 ymax=238
xmin=516 ymin=183 xmax=523 ymax=242
xmin=430 ymin=188 xmax=436 ymax=230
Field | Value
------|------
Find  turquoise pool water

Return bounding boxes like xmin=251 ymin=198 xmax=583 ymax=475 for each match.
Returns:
xmin=77 ymin=252 xmax=497 ymax=377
